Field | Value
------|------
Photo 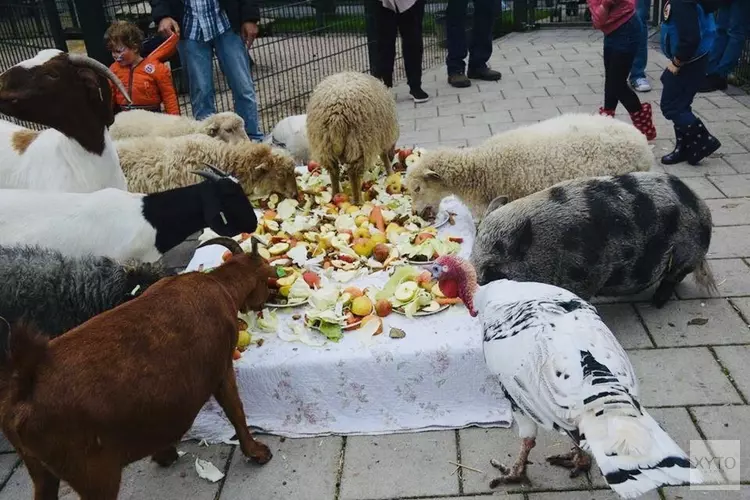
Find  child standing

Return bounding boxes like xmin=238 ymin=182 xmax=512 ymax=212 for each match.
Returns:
xmin=588 ymin=0 xmax=656 ymax=140
xmin=105 ymin=20 xmax=180 ymax=115
xmin=659 ymin=0 xmax=721 ymax=165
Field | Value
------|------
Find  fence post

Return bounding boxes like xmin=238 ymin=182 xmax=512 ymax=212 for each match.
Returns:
xmin=73 ymin=0 xmax=112 ymax=65
xmin=651 ymin=0 xmax=661 ymax=26
xmin=41 ymin=0 xmax=68 ymax=52
xmin=514 ymin=0 xmax=530 ymax=31
xmin=363 ymin=0 xmax=379 ymax=75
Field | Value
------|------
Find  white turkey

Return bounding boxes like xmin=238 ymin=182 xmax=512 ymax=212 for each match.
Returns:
xmin=428 ymin=255 xmax=702 ymax=499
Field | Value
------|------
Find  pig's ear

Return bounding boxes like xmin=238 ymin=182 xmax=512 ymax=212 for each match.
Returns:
xmin=484 ymin=195 xmax=509 ymax=219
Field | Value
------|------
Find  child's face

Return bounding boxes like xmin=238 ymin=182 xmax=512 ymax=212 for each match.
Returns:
xmin=111 ymin=45 xmax=138 ymax=66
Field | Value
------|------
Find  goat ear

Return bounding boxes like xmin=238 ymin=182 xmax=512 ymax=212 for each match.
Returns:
xmin=423 ymin=170 xmax=442 ymax=182
xmin=483 ymin=195 xmax=509 ymax=219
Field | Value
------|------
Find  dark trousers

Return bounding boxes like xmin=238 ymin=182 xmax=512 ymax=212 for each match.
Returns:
xmin=374 ymin=0 xmax=425 ymax=91
xmin=445 ymin=0 xmax=495 ymax=75
xmin=602 ymin=15 xmax=642 ymax=113
xmin=660 ymin=55 xmax=707 ymax=126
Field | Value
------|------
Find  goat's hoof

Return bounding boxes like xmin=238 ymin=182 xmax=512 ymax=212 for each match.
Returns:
xmin=248 ymin=444 xmax=273 ymax=465
xmin=151 ymin=447 xmax=180 ymax=467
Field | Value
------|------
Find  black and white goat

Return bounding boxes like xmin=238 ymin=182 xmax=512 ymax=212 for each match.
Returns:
xmin=0 ymin=49 xmax=132 ymax=192
xmin=0 ymin=165 xmax=258 ymax=263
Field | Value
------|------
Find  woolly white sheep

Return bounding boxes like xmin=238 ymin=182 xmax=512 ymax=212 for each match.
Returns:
xmin=0 ymin=166 xmax=257 ymax=263
xmin=265 ymin=114 xmax=309 ymax=164
xmin=306 ymin=72 xmax=399 ymax=204
xmin=0 ymin=49 xmax=132 ymax=192
xmin=405 ymin=113 xmax=655 ymax=221
xmin=115 ymin=133 xmax=298 ymax=199
xmin=110 ymin=109 xmax=250 ymax=144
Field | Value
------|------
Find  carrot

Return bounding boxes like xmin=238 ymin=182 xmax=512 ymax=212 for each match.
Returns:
xmin=232 ymin=348 xmax=242 ymax=360
xmin=436 ymin=297 xmax=462 ymax=306
xmin=369 ymin=206 xmax=386 ymax=233
xmin=222 ymin=250 xmax=232 ymax=262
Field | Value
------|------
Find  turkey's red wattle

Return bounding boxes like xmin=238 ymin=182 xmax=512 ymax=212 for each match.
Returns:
xmin=438 ymin=278 xmax=459 ymax=298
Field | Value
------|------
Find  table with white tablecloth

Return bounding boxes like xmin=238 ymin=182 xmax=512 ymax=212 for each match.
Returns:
xmin=183 ymin=196 xmax=512 ymax=442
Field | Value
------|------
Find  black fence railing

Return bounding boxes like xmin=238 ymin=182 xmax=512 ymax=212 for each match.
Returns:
xmin=0 ymin=0 xmax=517 ymax=133
xmin=735 ymin=38 xmax=750 ymax=87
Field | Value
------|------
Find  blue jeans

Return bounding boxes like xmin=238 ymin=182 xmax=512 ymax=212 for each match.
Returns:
xmin=178 ymin=30 xmax=263 ymax=141
xmin=707 ymin=0 xmax=750 ymax=77
xmin=629 ymin=0 xmax=650 ymax=82
xmin=660 ymin=55 xmax=707 ymax=126
xmin=445 ymin=0 xmax=495 ymax=75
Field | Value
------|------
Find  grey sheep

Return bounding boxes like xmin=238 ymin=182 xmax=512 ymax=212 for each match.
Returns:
xmin=470 ymin=172 xmax=717 ymax=307
xmin=0 ymin=245 xmax=165 ymax=337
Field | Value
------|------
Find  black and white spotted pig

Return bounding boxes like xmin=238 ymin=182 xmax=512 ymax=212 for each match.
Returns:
xmin=470 ymin=172 xmax=717 ymax=307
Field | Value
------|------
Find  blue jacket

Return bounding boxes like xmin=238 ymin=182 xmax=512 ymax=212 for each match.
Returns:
xmin=660 ymin=0 xmax=716 ymax=63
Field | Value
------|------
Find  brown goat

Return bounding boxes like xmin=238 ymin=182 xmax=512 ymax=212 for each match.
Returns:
xmin=0 ymin=237 xmax=275 ymax=499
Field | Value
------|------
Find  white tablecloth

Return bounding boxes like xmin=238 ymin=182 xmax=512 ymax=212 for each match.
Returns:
xmin=184 ymin=196 xmax=512 ymax=441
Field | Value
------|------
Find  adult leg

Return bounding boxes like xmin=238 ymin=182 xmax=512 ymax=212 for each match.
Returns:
xmin=178 ymin=39 xmax=217 ymax=120
xmin=629 ymin=0 xmax=651 ymax=91
xmin=375 ymin=0 xmax=398 ymax=88
xmin=213 ymin=30 xmax=263 ymax=141
xmin=467 ymin=0 xmax=501 ymax=80
xmin=445 ymin=0 xmax=471 ymax=86
xmin=712 ymin=0 xmax=750 ymax=78
xmin=398 ymin=0 xmax=429 ymax=101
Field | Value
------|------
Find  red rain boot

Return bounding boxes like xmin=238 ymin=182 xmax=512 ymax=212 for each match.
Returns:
xmin=598 ymin=107 xmax=615 ymax=118
xmin=629 ymin=102 xmax=657 ymax=140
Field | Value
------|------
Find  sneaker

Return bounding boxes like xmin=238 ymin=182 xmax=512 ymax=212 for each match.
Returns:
xmin=448 ymin=73 xmax=471 ymax=88
xmin=467 ymin=67 xmax=502 ymax=81
xmin=410 ymin=88 xmax=430 ymax=104
xmin=631 ymin=77 xmax=651 ymax=92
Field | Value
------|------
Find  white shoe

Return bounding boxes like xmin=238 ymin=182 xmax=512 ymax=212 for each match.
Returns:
xmin=631 ymin=77 xmax=651 ymax=92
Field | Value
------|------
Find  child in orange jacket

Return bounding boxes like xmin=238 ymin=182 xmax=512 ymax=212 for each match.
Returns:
xmin=105 ymin=20 xmax=180 ymax=115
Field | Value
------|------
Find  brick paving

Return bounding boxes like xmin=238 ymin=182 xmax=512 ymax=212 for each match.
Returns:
xmin=2 ymin=28 xmax=749 ymax=499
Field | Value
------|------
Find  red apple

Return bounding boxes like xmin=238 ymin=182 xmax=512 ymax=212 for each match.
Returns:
xmin=302 ymin=271 xmax=321 ymax=288
xmin=333 ymin=193 xmax=350 ymax=206
xmin=307 ymin=160 xmax=321 ymax=173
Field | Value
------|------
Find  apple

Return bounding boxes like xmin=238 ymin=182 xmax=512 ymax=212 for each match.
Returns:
xmin=361 ymin=315 xmax=384 ymax=335
xmin=414 ymin=232 xmax=436 ymax=245
xmin=352 ymin=238 xmax=375 ymax=257
xmin=351 ymin=296 xmax=373 ymax=316
xmin=307 ymin=160 xmax=321 ymax=173
xmin=333 ymin=193 xmax=350 ymax=206
xmin=375 ymin=299 xmax=392 ymax=317
xmin=372 ymin=243 xmax=390 ymax=263
xmin=343 ymin=286 xmax=364 ymax=298
xmin=302 ymin=271 xmax=321 ymax=288
xmin=263 ymin=210 xmax=277 ymax=220
xmin=398 ymin=148 xmax=413 ymax=162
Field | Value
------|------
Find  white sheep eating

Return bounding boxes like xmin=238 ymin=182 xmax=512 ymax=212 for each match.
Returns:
xmin=115 ymin=133 xmax=299 ymax=200
xmin=405 ymin=113 xmax=655 ymax=221
xmin=306 ymin=71 xmax=399 ymax=205
xmin=110 ymin=109 xmax=250 ymax=144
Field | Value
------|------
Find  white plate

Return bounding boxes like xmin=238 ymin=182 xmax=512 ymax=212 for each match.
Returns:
xmin=431 ymin=211 xmax=450 ymax=229
xmin=264 ymin=298 xmax=309 ymax=308
xmin=393 ymin=304 xmax=450 ymax=316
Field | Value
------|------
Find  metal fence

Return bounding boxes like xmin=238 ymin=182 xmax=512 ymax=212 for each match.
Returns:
xmin=735 ymin=38 xmax=750 ymax=87
xmin=0 ymin=0 xmax=517 ymax=132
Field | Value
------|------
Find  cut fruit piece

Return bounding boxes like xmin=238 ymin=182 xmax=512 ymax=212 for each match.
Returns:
xmin=394 ymin=281 xmax=419 ymax=302
xmin=268 ymin=242 xmax=289 ymax=255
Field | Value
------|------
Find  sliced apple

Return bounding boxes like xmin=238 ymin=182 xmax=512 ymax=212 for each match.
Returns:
xmin=431 ymin=283 xmax=445 ymax=298
xmin=423 ymin=300 xmax=441 ymax=313
xmin=395 ymin=281 xmax=419 ymax=302
xmin=268 ymin=242 xmax=290 ymax=255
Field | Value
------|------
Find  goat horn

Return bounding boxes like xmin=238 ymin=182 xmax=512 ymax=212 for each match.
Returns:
xmin=192 ymin=169 xmax=222 ymax=182
xmin=202 ymin=162 xmax=230 ymax=177
xmin=67 ymin=54 xmax=132 ymax=104
xmin=197 ymin=237 xmax=244 ymax=256
xmin=250 ymin=235 xmax=267 ymax=256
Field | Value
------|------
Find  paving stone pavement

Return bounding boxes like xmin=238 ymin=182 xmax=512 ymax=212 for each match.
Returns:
xmin=3 ymin=28 xmax=750 ymax=499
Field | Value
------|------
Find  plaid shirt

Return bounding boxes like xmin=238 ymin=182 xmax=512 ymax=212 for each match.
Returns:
xmin=183 ymin=0 xmax=232 ymax=42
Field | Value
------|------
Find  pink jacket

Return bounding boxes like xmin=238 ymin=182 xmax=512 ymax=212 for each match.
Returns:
xmin=587 ymin=0 xmax=636 ymax=35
